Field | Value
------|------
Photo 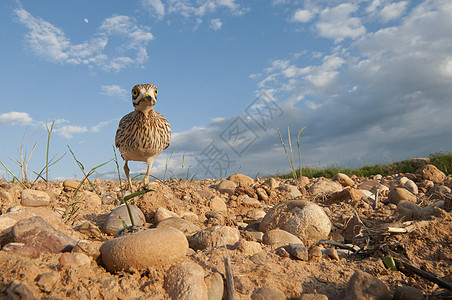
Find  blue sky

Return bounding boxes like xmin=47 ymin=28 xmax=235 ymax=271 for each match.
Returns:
xmin=1 ymin=0 xmax=451 ymax=181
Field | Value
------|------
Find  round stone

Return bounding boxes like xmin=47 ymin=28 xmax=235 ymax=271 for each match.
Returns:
xmin=103 ymin=204 xmax=146 ymax=235
xmin=100 ymin=227 xmax=188 ymax=272
xmin=259 ymin=200 xmax=331 ymax=247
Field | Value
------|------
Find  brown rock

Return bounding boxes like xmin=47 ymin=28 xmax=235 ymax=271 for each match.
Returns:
xmin=156 ymin=217 xmax=200 ymax=236
xmin=251 ymin=287 xmax=285 ymax=300
xmin=388 ymin=188 xmax=416 ymax=204
xmin=228 ymin=173 xmax=254 ymax=185
xmin=328 ymin=188 xmax=366 ymax=203
xmin=208 ymin=196 xmax=227 ymax=212
xmin=343 ymin=271 xmax=391 ymax=300
xmin=20 ymin=189 xmax=50 ymax=207
xmin=300 ymin=294 xmax=328 ymax=300
xmin=393 ymin=286 xmax=423 ymax=300
xmin=262 ymin=229 xmax=303 ymax=246
xmin=1 ymin=242 xmax=40 ymax=259
xmin=63 ymin=179 xmax=80 ymax=190
xmin=100 ymin=227 xmax=188 ymax=272
xmin=216 ymin=180 xmax=237 ymax=195
xmin=259 ymin=200 xmax=331 ymax=247
xmin=358 ymin=180 xmax=381 ymax=191
xmin=164 ymin=261 xmax=208 ymax=300
xmin=35 ymin=272 xmax=59 ymax=293
xmin=343 ymin=215 xmax=363 ymax=243
xmin=415 ymin=164 xmax=446 ymax=183
xmin=188 ymin=225 xmax=240 ymax=250
xmin=11 ymin=216 xmax=76 ymax=253
xmin=309 ymin=180 xmax=343 ymax=195
xmin=332 ymin=173 xmax=354 ymax=187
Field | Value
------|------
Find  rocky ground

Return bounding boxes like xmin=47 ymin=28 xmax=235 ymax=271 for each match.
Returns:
xmin=0 ymin=161 xmax=451 ymax=299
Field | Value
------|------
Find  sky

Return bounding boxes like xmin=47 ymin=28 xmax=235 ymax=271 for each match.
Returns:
xmin=0 ymin=0 xmax=451 ymax=181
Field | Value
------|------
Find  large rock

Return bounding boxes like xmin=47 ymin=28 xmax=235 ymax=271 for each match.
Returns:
xmin=20 ymin=189 xmax=50 ymax=207
xmin=251 ymin=287 xmax=285 ymax=300
xmin=388 ymin=188 xmax=416 ymax=205
xmin=11 ymin=216 xmax=76 ymax=253
xmin=188 ymin=226 xmax=240 ymax=250
xmin=227 ymin=173 xmax=254 ymax=186
xmin=309 ymin=180 xmax=342 ymax=195
xmin=164 ymin=260 xmax=208 ymax=300
xmin=103 ymin=204 xmax=146 ymax=235
xmin=259 ymin=200 xmax=331 ymax=247
xmin=100 ymin=227 xmax=188 ymax=272
xmin=415 ymin=164 xmax=446 ymax=183
xmin=343 ymin=271 xmax=391 ymax=300
xmin=332 ymin=173 xmax=354 ymax=187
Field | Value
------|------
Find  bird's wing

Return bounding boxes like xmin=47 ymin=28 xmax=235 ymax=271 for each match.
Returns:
xmin=115 ymin=112 xmax=134 ymax=148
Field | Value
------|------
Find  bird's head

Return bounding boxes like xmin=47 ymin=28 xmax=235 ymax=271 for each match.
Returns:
xmin=131 ymin=84 xmax=158 ymax=112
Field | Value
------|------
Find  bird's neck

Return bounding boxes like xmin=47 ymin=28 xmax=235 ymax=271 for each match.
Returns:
xmin=135 ymin=107 xmax=155 ymax=116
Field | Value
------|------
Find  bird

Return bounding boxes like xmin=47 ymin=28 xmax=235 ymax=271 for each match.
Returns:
xmin=115 ymin=84 xmax=171 ymax=189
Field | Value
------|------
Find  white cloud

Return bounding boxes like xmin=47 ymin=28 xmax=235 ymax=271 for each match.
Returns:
xmin=100 ymin=85 xmax=128 ymax=100
xmin=141 ymin=0 xmax=165 ymax=18
xmin=14 ymin=7 xmax=154 ymax=71
xmin=55 ymin=125 xmax=88 ymax=139
xmin=379 ymin=1 xmax=408 ymax=22
xmin=291 ymin=9 xmax=313 ymax=23
xmin=91 ymin=120 xmax=114 ymax=133
xmin=316 ymin=3 xmax=365 ymax=42
xmin=210 ymin=18 xmax=223 ymax=30
xmin=166 ymin=0 xmax=246 ymax=18
xmin=0 ymin=112 xmax=33 ymax=125
xmin=83 ymin=18 xmax=89 ymax=23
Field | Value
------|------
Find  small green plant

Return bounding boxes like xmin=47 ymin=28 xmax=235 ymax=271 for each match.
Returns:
xmin=67 ymin=145 xmax=113 ymax=201
xmin=0 ymin=121 xmax=64 ymax=188
xmin=277 ymin=126 xmax=306 ymax=182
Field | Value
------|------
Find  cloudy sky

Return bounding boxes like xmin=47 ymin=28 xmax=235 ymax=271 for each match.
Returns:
xmin=0 ymin=0 xmax=451 ymax=181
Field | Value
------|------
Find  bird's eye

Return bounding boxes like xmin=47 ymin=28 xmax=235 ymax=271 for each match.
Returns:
xmin=132 ymin=89 xmax=139 ymax=98
xmin=154 ymin=89 xmax=158 ymax=96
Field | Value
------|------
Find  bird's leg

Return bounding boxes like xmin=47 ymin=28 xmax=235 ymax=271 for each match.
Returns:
xmin=124 ymin=161 xmax=133 ymax=190
xmin=144 ymin=158 xmax=156 ymax=185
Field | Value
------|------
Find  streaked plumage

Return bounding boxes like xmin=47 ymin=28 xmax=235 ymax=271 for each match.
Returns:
xmin=115 ymin=84 xmax=171 ymax=188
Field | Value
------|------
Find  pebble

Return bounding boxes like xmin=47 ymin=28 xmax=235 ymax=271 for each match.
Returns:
xmin=156 ymin=217 xmax=200 ymax=236
xmin=255 ymin=187 xmax=268 ymax=201
xmin=393 ymin=285 xmax=424 ymax=300
xmin=228 ymin=173 xmax=254 ymax=186
xmin=11 ymin=216 xmax=76 ymax=253
xmin=332 ymin=173 xmax=354 ymax=187
xmin=36 ymin=272 xmax=59 ymax=293
xmin=388 ymin=188 xmax=416 ymax=205
xmin=284 ymin=243 xmax=309 ymax=260
xmin=59 ymin=252 xmax=78 ymax=268
xmin=300 ymin=294 xmax=328 ymax=300
xmin=215 ymin=180 xmax=237 ymax=195
xmin=265 ymin=177 xmax=279 ymax=189
xmin=251 ymin=287 xmax=285 ymax=300
xmin=233 ymin=239 xmax=262 ymax=256
xmin=328 ymin=188 xmax=366 ymax=204
xmin=164 ymin=260 xmax=208 ymax=300
xmin=403 ymin=179 xmax=418 ymax=195
xmin=6 ymin=280 xmax=37 ymax=299
xmin=1 ymin=242 xmax=40 ymax=259
xmin=103 ymin=204 xmax=146 ymax=235
xmin=259 ymin=200 xmax=331 ymax=247
xmin=208 ymin=196 xmax=227 ymax=212
xmin=415 ymin=164 xmax=446 ymax=183
xmin=239 ymin=195 xmax=261 ymax=207
xmin=397 ymin=201 xmax=423 ymax=220
xmin=262 ymin=229 xmax=303 ymax=246
xmin=358 ymin=180 xmax=381 ymax=191
xmin=323 ymin=247 xmax=339 ymax=260
xmin=63 ymin=179 xmax=79 ymax=190
xmin=245 ymin=209 xmax=266 ymax=222
xmin=343 ymin=271 xmax=391 ymax=300
xmin=100 ymin=227 xmax=188 ymax=272
xmin=309 ymin=180 xmax=343 ymax=195
xmin=154 ymin=206 xmax=179 ymax=223
xmin=20 ymin=189 xmax=50 ymax=207
xmin=188 ymin=225 xmax=240 ymax=250
xmin=206 ymin=272 xmax=224 ymax=300
xmin=282 ymin=184 xmax=302 ymax=198
xmin=0 ymin=190 xmax=13 ymax=203
xmin=308 ymin=246 xmax=322 ymax=260
xmin=72 ymin=240 xmax=100 ymax=260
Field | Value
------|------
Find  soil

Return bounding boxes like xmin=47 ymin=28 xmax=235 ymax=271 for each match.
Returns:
xmin=0 ymin=174 xmax=451 ymax=299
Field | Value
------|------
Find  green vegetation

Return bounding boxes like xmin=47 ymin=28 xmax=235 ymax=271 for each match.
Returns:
xmin=276 ymin=152 xmax=452 ymax=179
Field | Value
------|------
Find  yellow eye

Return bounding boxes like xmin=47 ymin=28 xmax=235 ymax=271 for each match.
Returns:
xmin=132 ymin=89 xmax=139 ymax=98
xmin=154 ymin=89 xmax=158 ymax=96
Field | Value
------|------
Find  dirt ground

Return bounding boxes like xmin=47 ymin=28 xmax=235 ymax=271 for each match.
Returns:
xmin=0 ymin=173 xmax=451 ymax=299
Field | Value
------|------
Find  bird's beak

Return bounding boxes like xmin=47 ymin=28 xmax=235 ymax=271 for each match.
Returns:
xmin=144 ymin=94 xmax=153 ymax=101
